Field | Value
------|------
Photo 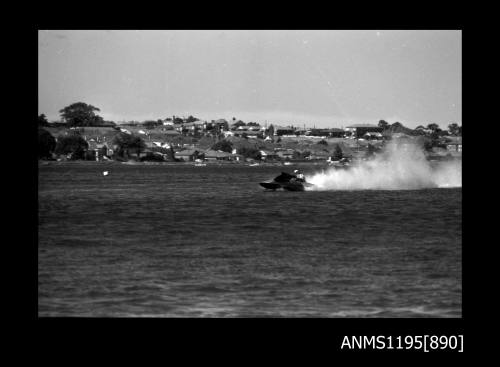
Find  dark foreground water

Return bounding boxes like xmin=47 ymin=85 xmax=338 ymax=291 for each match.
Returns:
xmin=38 ymin=163 xmax=461 ymax=317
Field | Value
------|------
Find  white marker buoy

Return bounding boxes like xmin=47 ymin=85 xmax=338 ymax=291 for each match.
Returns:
xmin=103 ymin=171 xmax=109 ymax=176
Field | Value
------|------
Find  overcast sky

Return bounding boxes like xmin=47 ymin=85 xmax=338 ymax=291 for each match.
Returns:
xmin=38 ymin=30 xmax=461 ymax=128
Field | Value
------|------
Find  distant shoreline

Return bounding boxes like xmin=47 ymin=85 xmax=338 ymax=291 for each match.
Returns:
xmin=38 ymin=156 xmax=460 ymax=168
xmin=38 ymin=160 xmax=331 ymax=167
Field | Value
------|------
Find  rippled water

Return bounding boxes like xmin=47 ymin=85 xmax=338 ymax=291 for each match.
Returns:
xmin=38 ymin=163 xmax=462 ymax=317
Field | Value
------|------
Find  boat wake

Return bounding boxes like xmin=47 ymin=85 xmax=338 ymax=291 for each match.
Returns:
xmin=307 ymin=142 xmax=461 ymax=191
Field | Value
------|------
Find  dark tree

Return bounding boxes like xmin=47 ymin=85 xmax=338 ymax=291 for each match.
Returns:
xmin=423 ymin=138 xmax=434 ymax=152
xmin=54 ymin=134 xmax=89 ymax=160
xmin=427 ymin=123 xmax=440 ymax=132
xmin=448 ymin=123 xmax=461 ymax=136
xmin=211 ymin=140 xmax=233 ymax=153
xmin=378 ymin=120 xmax=389 ymax=130
xmin=38 ymin=114 xmax=49 ymax=126
xmin=38 ymin=128 xmax=56 ymax=159
xmin=185 ymin=115 xmax=199 ymax=123
xmin=113 ymin=133 xmax=146 ymax=159
xmin=237 ymin=147 xmax=261 ymax=160
xmin=317 ymin=139 xmax=328 ymax=146
xmin=266 ymin=124 xmax=275 ymax=137
xmin=331 ymin=144 xmax=343 ymax=160
xmin=59 ymin=102 xmax=104 ymax=127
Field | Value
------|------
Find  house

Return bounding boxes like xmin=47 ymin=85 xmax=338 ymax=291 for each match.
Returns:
xmin=307 ymin=129 xmax=329 ymax=137
xmin=276 ymin=149 xmax=295 ymax=160
xmin=233 ymin=130 xmax=262 ymax=138
xmin=203 ymin=150 xmax=232 ymax=161
xmin=230 ymin=153 xmax=244 ymax=161
xmin=344 ymin=124 xmax=383 ymax=138
xmin=214 ymin=119 xmax=229 ymax=127
xmin=205 ymin=120 xmax=228 ymax=134
xmin=363 ymin=132 xmax=383 ymax=140
xmin=85 ymin=140 xmax=113 ymax=160
xmin=260 ymin=150 xmax=278 ymax=160
xmin=306 ymin=128 xmax=343 ymax=137
xmin=275 ymin=128 xmax=296 ymax=136
xmin=327 ymin=128 xmax=345 ymax=138
xmin=176 ymin=121 xmax=207 ymax=136
xmin=307 ymin=151 xmax=330 ymax=160
xmin=175 ymin=149 xmax=199 ymax=161
xmin=445 ymin=137 xmax=462 ymax=152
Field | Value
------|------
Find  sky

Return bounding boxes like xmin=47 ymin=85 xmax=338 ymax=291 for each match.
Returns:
xmin=38 ymin=30 xmax=461 ymax=129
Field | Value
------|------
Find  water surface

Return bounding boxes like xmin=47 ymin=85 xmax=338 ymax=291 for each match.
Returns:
xmin=38 ymin=163 xmax=462 ymax=317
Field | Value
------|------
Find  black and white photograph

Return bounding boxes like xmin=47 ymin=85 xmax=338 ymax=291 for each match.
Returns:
xmin=38 ymin=30 xmax=462 ymax=320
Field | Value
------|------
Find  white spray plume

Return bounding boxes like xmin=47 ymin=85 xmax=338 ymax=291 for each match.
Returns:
xmin=307 ymin=141 xmax=461 ymax=191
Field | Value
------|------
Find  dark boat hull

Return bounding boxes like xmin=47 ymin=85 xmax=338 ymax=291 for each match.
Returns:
xmin=260 ymin=172 xmax=314 ymax=191
xmin=259 ymin=182 xmax=282 ymax=190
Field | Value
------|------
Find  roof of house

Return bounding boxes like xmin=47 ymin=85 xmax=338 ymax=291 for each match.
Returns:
xmin=234 ymin=130 xmax=261 ymax=135
xmin=203 ymin=150 xmax=232 ymax=158
xmin=260 ymin=150 xmax=277 ymax=155
xmin=175 ymin=149 xmax=198 ymax=156
xmin=163 ymin=130 xmax=180 ymax=135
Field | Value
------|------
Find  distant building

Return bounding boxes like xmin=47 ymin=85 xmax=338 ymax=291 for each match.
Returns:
xmin=175 ymin=149 xmax=199 ymax=161
xmin=307 ymin=128 xmax=345 ymax=138
xmin=275 ymin=128 xmax=296 ymax=136
xmin=344 ymin=124 xmax=383 ymax=138
xmin=259 ymin=150 xmax=278 ymax=160
xmin=445 ymin=137 xmax=462 ymax=152
xmin=234 ymin=130 xmax=261 ymax=138
xmin=203 ymin=150 xmax=232 ymax=161
xmin=307 ymin=151 xmax=330 ymax=160
xmin=363 ymin=132 xmax=383 ymax=140
xmin=276 ymin=150 xmax=294 ymax=160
